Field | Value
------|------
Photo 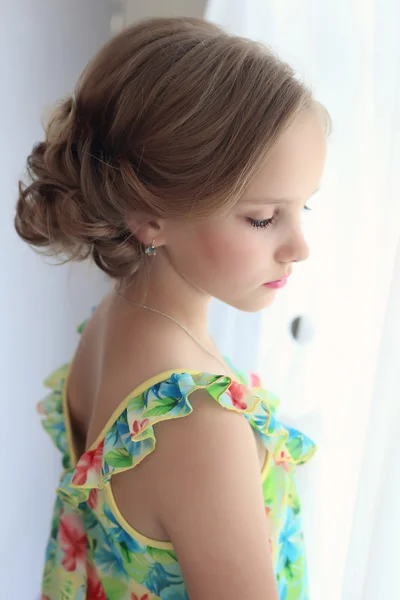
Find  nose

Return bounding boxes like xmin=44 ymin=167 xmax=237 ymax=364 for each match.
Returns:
xmin=275 ymin=227 xmax=310 ymax=264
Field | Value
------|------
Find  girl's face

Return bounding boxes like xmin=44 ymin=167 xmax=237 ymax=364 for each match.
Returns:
xmin=162 ymin=108 xmax=327 ymax=312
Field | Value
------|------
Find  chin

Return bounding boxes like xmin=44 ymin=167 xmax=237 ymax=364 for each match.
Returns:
xmin=226 ymin=291 xmax=277 ymax=313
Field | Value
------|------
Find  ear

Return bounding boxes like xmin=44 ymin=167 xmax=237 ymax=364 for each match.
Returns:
xmin=128 ymin=214 xmax=166 ymax=249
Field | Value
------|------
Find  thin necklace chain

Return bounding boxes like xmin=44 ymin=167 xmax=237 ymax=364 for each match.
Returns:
xmin=118 ymin=294 xmax=228 ymax=372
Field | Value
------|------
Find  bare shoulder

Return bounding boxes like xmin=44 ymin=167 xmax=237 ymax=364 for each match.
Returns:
xmin=152 ymin=388 xmax=256 ymax=473
xmin=149 ymin=388 xmax=263 ymax=516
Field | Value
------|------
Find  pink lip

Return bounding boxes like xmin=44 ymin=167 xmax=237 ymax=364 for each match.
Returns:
xmin=264 ymin=276 xmax=290 ymax=289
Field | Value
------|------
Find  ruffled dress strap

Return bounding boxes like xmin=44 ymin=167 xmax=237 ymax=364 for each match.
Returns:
xmin=48 ymin=369 xmax=316 ymax=507
xmin=37 ymin=363 xmax=72 ymax=469
xmin=36 ymin=317 xmax=92 ymax=470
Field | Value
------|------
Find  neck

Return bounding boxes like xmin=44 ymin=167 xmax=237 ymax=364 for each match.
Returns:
xmin=117 ymin=250 xmax=212 ymax=343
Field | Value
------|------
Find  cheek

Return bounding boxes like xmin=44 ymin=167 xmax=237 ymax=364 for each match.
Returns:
xmin=195 ymin=223 xmax=269 ymax=278
xmin=201 ymin=231 xmax=240 ymax=267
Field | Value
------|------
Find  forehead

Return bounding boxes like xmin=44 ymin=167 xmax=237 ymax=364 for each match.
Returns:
xmin=243 ymin=108 xmax=327 ymax=203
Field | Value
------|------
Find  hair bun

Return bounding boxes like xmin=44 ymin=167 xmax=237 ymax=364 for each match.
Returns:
xmin=15 ymin=97 xmax=144 ymax=278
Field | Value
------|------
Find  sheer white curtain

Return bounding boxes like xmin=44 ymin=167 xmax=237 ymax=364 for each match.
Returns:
xmin=205 ymin=1 xmax=400 ymax=599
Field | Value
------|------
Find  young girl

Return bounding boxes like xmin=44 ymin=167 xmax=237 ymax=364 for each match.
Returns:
xmin=16 ymin=17 xmax=328 ymax=600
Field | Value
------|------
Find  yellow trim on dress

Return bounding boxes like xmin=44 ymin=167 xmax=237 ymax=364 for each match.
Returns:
xmin=261 ymin=450 xmax=271 ymax=481
xmin=62 ymin=364 xmax=270 ymax=550
xmin=87 ymin=369 xmax=203 ymax=453
xmin=104 ymin=482 xmax=175 ymax=551
xmin=61 ymin=368 xmax=78 ymax=467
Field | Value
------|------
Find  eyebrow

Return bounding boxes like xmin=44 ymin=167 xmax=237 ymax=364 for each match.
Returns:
xmin=246 ymin=186 xmax=321 ymax=205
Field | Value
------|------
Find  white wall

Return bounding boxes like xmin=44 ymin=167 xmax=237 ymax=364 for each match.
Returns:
xmin=0 ymin=2 xmax=113 ymax=597
xmin=124 ymin=0 xmax=207 ymax=23
xmin=342 ymin=238 xmax=400 ymax=600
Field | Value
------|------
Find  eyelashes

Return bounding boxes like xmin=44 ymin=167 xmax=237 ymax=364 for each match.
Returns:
xmin=249 ymin=217 xmax=275 ymax=229
xmin=249 ymin=206 xmax=312 ymax=230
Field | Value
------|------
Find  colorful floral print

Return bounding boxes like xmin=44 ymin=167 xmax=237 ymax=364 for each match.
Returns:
xmin=37 ymin=324 xmax=316 ymax=599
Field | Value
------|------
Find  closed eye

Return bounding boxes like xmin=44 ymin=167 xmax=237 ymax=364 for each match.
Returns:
xmin=248 ymin=217 xmax=275 ymax=229
xmin=249 ymin=206 xmax=312 ymax=230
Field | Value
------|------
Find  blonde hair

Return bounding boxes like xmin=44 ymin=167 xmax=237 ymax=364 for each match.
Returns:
xmin=15 ymin=17 xmax=329 ymax=281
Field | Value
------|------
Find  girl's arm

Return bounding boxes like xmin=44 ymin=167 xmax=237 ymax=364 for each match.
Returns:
xmin=151 ymin=391 xmax=279 ymax=600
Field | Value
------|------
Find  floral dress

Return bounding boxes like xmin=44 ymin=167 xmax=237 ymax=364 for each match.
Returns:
xmin=38 ymin=321 xmax=316 ymax=600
